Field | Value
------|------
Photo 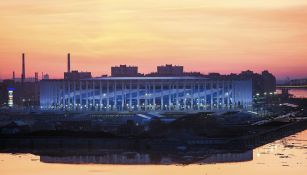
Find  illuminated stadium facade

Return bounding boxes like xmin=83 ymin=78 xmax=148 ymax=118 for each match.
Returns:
xmin=40 ymin=77 xmax=252 ymax=111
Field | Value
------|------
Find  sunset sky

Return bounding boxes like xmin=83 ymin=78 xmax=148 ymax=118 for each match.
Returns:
xmin=0 ymin=0 xmax=307 ymax=80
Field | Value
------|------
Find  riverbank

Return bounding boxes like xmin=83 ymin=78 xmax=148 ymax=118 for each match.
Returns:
xmin=0 ymin=117 xmax=306 ymax=152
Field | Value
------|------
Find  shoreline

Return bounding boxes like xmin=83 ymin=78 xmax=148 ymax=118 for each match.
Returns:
xmin=1 ymin=118 xmax=306 ymax=151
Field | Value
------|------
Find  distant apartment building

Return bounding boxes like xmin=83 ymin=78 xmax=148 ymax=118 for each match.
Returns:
xmin=238 ymin=70 xmax=276 ymax=95
xmin=111 ymin=65 xmax=140 ymax=77
xmin=261 ymin=70 xmax=276 ymax=93
xmin=156 ymin=64 xmax=184 ymax=76
xmin=64 ymin=71 xmax=92 ymax=80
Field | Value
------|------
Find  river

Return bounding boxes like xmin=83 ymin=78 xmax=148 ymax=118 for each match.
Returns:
xmin=277 ymin=88 xmax=307 ymax=98
xmin=0 ymin=129 xmax=306 ymax=175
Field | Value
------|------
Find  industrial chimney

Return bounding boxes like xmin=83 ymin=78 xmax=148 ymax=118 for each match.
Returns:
xmin=12 ymin=71 xmax=15 ymax=81
xmin=21 ymin=53 xmax=25 ymax=83
xmin=35 ymin=72 xmax=38 ymax=82
xmin=67 ymin=53 xmax=71 ymax=73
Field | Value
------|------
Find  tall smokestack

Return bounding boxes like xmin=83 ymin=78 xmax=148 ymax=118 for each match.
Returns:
xmin=13 ymin=71 xmax=15 ymax=81
xmin=67 ymin=53 xmax=71 ymax=73
xmin=21 ymin=53 xmax=25 ymax=83
xmin=35 ymin=72 xmax=38 ymax=82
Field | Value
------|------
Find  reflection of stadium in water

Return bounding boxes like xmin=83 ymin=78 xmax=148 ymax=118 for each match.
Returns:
xmin=40 ymin=150 xmax=252 ymax=165
xmin=2 ymin=119 xmax=304 ymax=165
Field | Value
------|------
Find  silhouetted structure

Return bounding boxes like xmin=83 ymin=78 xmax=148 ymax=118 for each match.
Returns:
xmin=67 ymin=53 xmax=71 ymax=73
xmin=111 ymin=65 xmax=141 ymax=77
xmin=157 ymin=64 xmax=183 ymax=76
xmin=12 ymin=71 xmax=15 ymax=81
xmin=0 ymin=54 xmax=277 ymax=108
xmin=261 ymin=70 xmax=276 ymax=93
xmin=0 ymin=54 xmax=40 ymax=108
xmin=64 ymin=54 xmax=92 ymax=80
xmin=147 ymin=64 xmax=184 ymax=77
xmin=35 ymin=72 xmax=38 ymax=82
xmin=21 ymin=53 xmax=25 ymax=84
xmin=43 ymin=74 xmax=50 ymax=80
xmin=237 ymin=70 xmax=276 ymax=95
xmin=0 ymin=79 xmax=39 ymax=107
xmin=64 ymin=71 xmax=92 ymax=80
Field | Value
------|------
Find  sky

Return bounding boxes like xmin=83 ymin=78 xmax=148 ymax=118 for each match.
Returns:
xmin=0 ymin=0 xmax=307 ymax=80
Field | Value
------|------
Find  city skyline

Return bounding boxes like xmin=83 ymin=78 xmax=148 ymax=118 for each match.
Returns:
xmin=0 ymin=54 xmax=279 ymax=80
xmin=0 ymin=54 xmax=303 ymax=81
xmin=1 ymin=0 xmax=307 ymax=79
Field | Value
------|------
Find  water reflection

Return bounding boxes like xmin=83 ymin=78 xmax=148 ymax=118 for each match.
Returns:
xmin=0 ymin=130 xmax=306 ymax=175
xmin=277 ymin=88 xmax=307 ymax=98
xmin=0 ymin=128 xmax=305 ymax=165
xmin=289 ymin=89 xmax=307 ymax=98
xmin=252 ymin=130 xmax=307 ymax=170
xmin=0 ymin=139 xmax=254 ymax=165
xmin=40 ymin=150 xmax=253 ymax=165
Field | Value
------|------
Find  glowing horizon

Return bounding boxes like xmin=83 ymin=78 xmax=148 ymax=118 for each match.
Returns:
xmin=0 ymin=0 xmax=307 ymax=80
